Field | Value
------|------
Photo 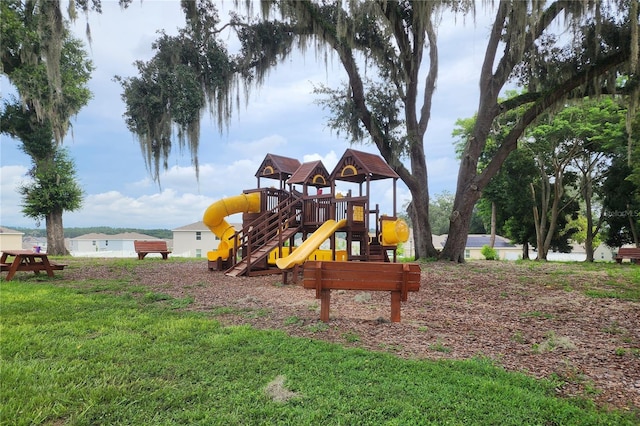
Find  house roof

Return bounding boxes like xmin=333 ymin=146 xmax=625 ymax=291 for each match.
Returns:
xmin=435 ymin=234 xmax=516 ymax=248
xmin=71 ymin=232 xmax=160 ymax=240
xmin=0 ymin=226 xmax=24 ymax=235
xmin=467 ymin=235 xmax=515 ymax=248
xmin=173 ymin=221 xmax=242 ymax=232
xmin=329 ymin=149 xmax=399 ymax=183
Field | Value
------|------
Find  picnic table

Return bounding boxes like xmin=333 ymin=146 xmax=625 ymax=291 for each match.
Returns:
xmin=0 ymin=250 xmax=66 ymax=281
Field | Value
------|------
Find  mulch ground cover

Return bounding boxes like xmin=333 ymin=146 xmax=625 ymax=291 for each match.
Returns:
xmin=62 ymin=259 xmax=639 ymax=414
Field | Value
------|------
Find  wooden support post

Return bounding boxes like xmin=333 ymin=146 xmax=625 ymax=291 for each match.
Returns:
xmin=314 ymin=262 xmax=323 ymax=299
xmin=401 ymin=263 xmax=410 ymax=301
xmin=320 ymin=289 xmax=331 ymax=322
xmin=282 ymin=264 xmax=300 ymax=285
xmin=292 ymin=264 xmax=299 ymax=284
xmin=390 ymin=291 xmax=401 ymax=322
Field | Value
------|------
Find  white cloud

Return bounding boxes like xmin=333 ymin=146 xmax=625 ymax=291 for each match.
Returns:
xmin=65 ymin=189 xmax=214 ymax=229
xmin=0 ymin=165 xmax=31 ymax=226
xmin=302 ymin=150 xmax=339 ymax=171
xmin=229 ymin=135 xmax=288 ymax=155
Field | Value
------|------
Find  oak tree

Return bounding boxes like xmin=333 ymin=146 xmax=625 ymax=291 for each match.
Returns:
xmin=1 ymin=2 xmax=92 ymax=254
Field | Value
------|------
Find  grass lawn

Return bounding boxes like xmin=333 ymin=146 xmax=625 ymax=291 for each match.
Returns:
xmin=1 ymin=263 xmax=638 ymax=425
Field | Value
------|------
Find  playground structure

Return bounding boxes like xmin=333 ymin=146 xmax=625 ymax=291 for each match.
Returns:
xmin=202 ymin=149 xmax=410 ymax=277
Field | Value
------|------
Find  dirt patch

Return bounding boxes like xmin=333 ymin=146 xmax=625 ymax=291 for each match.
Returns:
xmin=63 ymin=259 xmax=640 ymax=413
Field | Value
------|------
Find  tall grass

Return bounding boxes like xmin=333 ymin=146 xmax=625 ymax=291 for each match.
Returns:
xmin=1 ymin=279 xmax=636 ymax=425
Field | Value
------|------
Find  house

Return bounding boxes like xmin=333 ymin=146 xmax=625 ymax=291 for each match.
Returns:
xmin=533 ymin=242 xmax=621 ymax=262
xmin=22 ymin=236 xmax=47 ymax=252
xmin=0 ymin=227 xmax=24 ymax=251
xmin=434 ymin=234 xmax=522 ymax=260
xmin=538 ymin=242 xmax=588 ymax=261
xmin=69 ymin=232 xmax=169 ymax=257
xmin=172 ymin=221 xmax=241 ymax=258
xmin=594 ymin=243 xmax=617 ymax=262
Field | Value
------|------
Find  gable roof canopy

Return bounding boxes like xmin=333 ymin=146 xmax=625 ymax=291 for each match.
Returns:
xmin=255 ymin=154 xmax=301 ymax=181
xmin=255 ymin=154 xmax=302 ymax=188
xmin=329 ymin=149 xmax=399 ymax=183
xmin=287 ymin=160 xmax=331 ymax=188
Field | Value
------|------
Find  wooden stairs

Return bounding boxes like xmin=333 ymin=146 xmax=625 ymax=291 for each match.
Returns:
xmin=368 ymin=242 xmax=390 ymax=262
xmin=225 ymin=225 xmax=300 ymax=277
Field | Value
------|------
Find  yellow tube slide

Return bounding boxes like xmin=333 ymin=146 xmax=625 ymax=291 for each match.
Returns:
xmin=380 ymin=217 xmax=410 ymax=246
xmin=275 ymin=219 xmax=347 ymax=270
xmin=203 ymin=192 xmax=261 ymax=261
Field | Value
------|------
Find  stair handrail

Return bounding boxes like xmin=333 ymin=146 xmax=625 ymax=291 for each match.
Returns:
xmin=229 ymin=189 xmax=302 ymax=271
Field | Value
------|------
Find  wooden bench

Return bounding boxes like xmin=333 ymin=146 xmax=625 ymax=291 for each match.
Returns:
xmin=134 ymin=240 xmax=171 ymax=260
xmin=615 ymin=247 xmax=640 ymax=264
xmin=303 ymin=261 xmax=421 ymax=322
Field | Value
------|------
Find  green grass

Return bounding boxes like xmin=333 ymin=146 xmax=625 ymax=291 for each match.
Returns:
xmin=513 ymin=260 xmax=640 ymax=301
xmin=520 ymin=310 xmax=554 ymax=320
xmin=428 ymin=338 xmax=452 ymax=353
xmin=584 ymin=265 xmax=639 ymax=301
xmin=1 ymin=280 xmax=637 ymax=425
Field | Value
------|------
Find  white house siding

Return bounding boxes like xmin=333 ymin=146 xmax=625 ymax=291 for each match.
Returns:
xmin=172 ymin=221 xmax=231 ymax=258
xmin=593 ymin=244 xmax=616 ymax=262
xmin=464 ymin=247 xmax=522 ymax=260
xmin=434 ymin=234 xmax=522 ymax=260
xmin=69 ymin=232 xmax=167 ymax=258
xmin=0 ymin=227 xmax=24 ymax=251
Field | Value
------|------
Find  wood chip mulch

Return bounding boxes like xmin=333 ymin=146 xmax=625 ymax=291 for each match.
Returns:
xmin=61 ymin=259 xmax=639 ymax=414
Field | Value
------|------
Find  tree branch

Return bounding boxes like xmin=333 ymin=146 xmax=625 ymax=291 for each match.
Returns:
xmin=492 ymin=1 xmax=568 ymax=88
xmin=418 ymin=18 xmax=437 ymax=136
xmin=478 ymin=48 xmax=629 ymax=189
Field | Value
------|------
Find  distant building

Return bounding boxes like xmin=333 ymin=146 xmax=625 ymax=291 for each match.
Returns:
xmin=22 ymin=236 xmax=47 ymax=252
xmin=434 ymin=234 xmax=522 ymax=260
xmin=533 ymin=242 xmax=621 ymax=262
xmin=0 ymin=227 xmax=24 ymax=251
xmin=593 ymin=243 xmax=638 ymax=262
xmin=69 ymin=232 xmax=169 ymax=257
xmin=172 ymin=221 xmax=241 ymax=258
xmin=594 ymin=243 xmax=616 ymax=262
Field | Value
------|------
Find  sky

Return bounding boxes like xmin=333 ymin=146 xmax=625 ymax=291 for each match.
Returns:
xmin=1 ymin=1 xmax=496 ymax=230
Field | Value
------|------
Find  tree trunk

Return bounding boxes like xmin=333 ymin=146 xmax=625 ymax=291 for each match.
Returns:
xmin=489 ymin=201 xmax=496 ymax=248
xmin=583 ymin=174 xmax=595 ymax=262
xmin=46 ymin=208 xmax=68 ymax=255
xmin=440 ymin=184 xmax=482 ymax=262
xmin=539 ymin=166 xmax=566 ymax=261
xmin=584 ymin=238 xmax=594 ymax=262
xmin=532 ymin=207 xmax=548 ymax=260
xmin=629 ymin=203 xmax=639 ymax=247
xmin=531 ymin=180 xmax=549 ymax=261
xmin=542 ymin=186 xmax=562 ymax=260
xmin=407 ymin=185 xmax=438 ymax=260
xmin=522 ymin=241 xmax=530 ymax=260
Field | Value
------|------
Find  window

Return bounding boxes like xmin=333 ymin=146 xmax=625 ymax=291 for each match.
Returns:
xmin=465 ymin=249 xmax=470 ymax=259
xmin=196 ymin=232 xmax=201 ymax=241
xmin=196 ymin=249 xmax=202 ymax=258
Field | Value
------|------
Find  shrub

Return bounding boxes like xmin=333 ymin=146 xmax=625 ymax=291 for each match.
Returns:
xmin=481 ymin=244 xmax=499 ymax=260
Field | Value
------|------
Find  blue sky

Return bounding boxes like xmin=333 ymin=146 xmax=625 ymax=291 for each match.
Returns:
xmin=1 ymin=1 xmax=495 ymax=230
